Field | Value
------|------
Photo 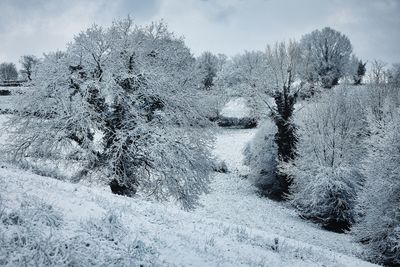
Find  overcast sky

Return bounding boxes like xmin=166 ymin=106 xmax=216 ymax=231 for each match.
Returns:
xmin=1 ymin=0 xmax=399 ymax=67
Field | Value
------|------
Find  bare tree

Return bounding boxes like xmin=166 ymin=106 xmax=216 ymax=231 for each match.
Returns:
xmin=370 ymin=59 xmax=387 ymax=84
xmin=388 ymin=63 xmax=400 ymax=85
xmin=196 ymin=51 xmax=220 ymax=89
xmin=20 ymin=55 xmax=39 ymax=81
xmin=0 ymin=62 xmax=18 ymax=81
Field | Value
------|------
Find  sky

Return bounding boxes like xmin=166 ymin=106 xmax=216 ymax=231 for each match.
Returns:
xmin=0 ymin=0 xmax=399 ymax=67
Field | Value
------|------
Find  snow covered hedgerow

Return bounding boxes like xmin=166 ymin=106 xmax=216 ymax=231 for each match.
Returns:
xmin=217 ymin=117 xmax=258 ymax=129
xmin=243 ymin=120 xmax=279 ymax=196
xmin=354 ymin=93 xmax=400 ymax=266
xmin=6 ymin=18 xmax=213 ymax=210
xmin=283 ymin=87 xmax=366 ymax=232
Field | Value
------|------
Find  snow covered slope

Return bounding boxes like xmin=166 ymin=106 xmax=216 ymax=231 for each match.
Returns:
xmin=0 ymin=123 xmax=376 ymax=266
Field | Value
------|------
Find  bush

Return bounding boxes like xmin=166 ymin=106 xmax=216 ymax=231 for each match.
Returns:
xmin=243 ymin=120 xmax=279 ymax=197
xmin=217 ymin=117 xmax=258 ymax=129
xmin=284 ymin=87 xmax=365 ymax=232
xmin=289 ymin=166 xmax=361 ymax=232
xmin=0 ymin=89 xmax=11 ymax=96
xmin=354 ymin=103 xmax=400 ymax=266
xmin=213 ymin=160 xmax=229 ymax=173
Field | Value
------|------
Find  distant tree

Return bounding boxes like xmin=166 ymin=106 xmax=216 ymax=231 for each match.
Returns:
xmin=215 ymin=51 xmax=269 ymax=116
xmin=354 ymin=60 xmax=367 ymax=85
xmin=388 ymin=63 xmax=400 ymax=85
xmin=370 ymin=59 xmax=387 ymax=84
xmin=216 ymin=53 xmax=227 ymax=71
xmin=217 ymin=51 xmax=266 ymax=91
xmin=196 ymin=51 xmax=220 ymax=89
xmin=300 ymin=27 xmax=353 ymax=88
xmin=348 ymin=55 xmax=367 ymax=85
xmin=19 ymin=55 xmax=39 ymax=81
xmin=0 ymin=62 xmax=18 ymax=81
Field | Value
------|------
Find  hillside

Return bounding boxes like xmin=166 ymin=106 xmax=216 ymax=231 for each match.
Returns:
xmin=0 ymin=108 xmax=377 ymax=266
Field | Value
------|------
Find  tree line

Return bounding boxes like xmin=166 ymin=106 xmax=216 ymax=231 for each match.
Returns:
xmin=0 ymin=55 xmax=39 ymax=82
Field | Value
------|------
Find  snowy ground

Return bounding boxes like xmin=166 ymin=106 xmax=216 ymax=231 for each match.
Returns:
xmin=220 ymin=97 xmax=251 ymax=118
xmin=0 ymin=111 xmax=376 ymax=266
xmin=0 ymin=87 xmax=25 ymax=112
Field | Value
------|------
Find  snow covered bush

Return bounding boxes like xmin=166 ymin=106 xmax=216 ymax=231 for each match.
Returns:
xmin=0 ymin=195 xmax=160 ymax=266
xmin=6 ymin=18 xmax=213 ymax=209
xmin=354 ymin=109 xmax=400 ymax=266
xmin=284 ymin=87 xmax=366 ymax=232
xmin=213 ymin=160 xmax=229 ymax=173
xmin=243 ymin=120 xmax=278 ymax=195
xmin=195 ymin=51 xmax=226 ymax=90
xmin=217 ymin=117 xmax=257 ymax=129
xmin=353 ymin=84 xmax=400 ymax=266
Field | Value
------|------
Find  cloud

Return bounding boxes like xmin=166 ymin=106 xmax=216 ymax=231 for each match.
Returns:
xmin=0 ymin=0 xmax=160 ymax=65
xmin=0 ymin=0 xmax=399 ymax=67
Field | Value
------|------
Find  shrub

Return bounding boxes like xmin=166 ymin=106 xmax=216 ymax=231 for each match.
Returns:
xmin=243 ymin=120 xmax=279 ymax=197
xmin=213 ymin=160 xmax=229 ymax=173
xmin=217 ymin=117 xmax=258 ymax=129
xmin=354 ymin=94 xmax=400 ymax=266
xmin=284 ymin=87 xmax=365 ymax=232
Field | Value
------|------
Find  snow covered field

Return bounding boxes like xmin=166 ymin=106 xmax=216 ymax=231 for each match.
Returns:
xmin=0 ymin=110 xmax=376 ymax=266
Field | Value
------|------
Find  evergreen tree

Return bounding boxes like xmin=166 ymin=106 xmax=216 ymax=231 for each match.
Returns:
xmin=354 ymin=60 xmax=367 ymax=85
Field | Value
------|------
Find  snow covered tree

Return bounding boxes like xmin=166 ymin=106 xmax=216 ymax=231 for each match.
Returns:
xmin=216 ymin=51 xmax=268 ymax=107
xmin=227 ymin=51 xmax=266 ymax=88
xmin=283 ymin=87 xmax=366 ymax=232
xmin=19 ymin=55 xmax=40 ymax=81
xmin=0 ymin=62 xmax=18 ymax=81
xmin=8 ymin=18 xmax=213 ymax=209
xmin=388 ymin=63 xmax=400 ymax=86
xmin=355 ymin=112 xmax=400 ymax=266
xmin=241 ymin=41 xmax=302 ymax=200
xmin=196 ymin=51 xmax=220 ymax=90
xmin=353 ymin=84 xmax=400 ymax=266
xmin=347 ymin=55 xmax=366 ymax=85
xmin=370 ymin=59 xmax=387 ymax=84
xmin=300 ymin=27 xmax=352 ymax=88
xmin=261 ymin=41 xmax=302 ymax=200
